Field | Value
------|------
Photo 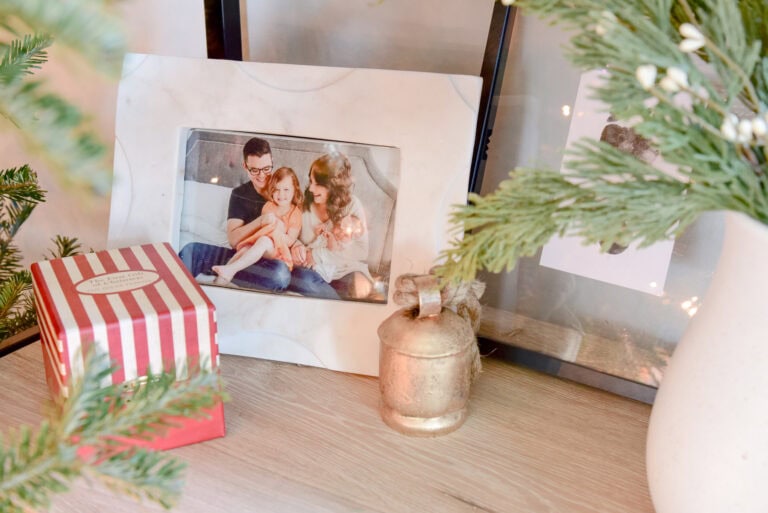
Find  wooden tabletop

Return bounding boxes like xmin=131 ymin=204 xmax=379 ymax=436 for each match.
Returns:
xmin=0 ymin=343 xmax=654 ymax=513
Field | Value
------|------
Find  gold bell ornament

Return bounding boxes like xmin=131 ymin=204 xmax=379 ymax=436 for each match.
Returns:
xmin=378 ymin=273 xmax=485 ymax=436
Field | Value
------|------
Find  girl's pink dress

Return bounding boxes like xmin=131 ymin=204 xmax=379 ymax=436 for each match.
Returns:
xmin=235 ymin=202 xmax=301 ymax=269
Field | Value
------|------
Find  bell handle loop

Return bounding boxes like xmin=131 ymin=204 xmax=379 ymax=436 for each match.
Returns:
xmin=412 ymin=275 xmax=441 ymax=318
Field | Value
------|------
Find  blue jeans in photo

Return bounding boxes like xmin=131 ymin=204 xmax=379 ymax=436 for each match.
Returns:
xmin=288 ymin=266 xmax=341 ymax=300
xmin=178 ymin=242 xmax=290 ymax=292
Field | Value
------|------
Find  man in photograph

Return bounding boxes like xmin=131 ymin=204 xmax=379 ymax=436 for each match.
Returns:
xmin=179 ymin=137 xmax=291 ymax=291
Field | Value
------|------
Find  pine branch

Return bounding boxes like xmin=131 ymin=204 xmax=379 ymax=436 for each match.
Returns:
xmin=0 ymin=33 xmax=52 ymax=85
xmin=0 ymin=81 xmax=109 ymax=193
xmin=0 ymin=166 xmax=45 ymax=205
xmin=62 ymin=361 xmax=224 ymax=444
xmin=0 ymin=166 xmax=44 ymax=295
xmin=439 ymin=0 xmax=768 ymax=283
xmin=0 ymin=423 xmax=79 ymax=512
xmin=0 ymin=240 xmax=22 ymax=285
xmin=0 ymin=0 xmax=126 ymax=75
xmin=0 ymin=168 xmax=83 ymax=341
xmin=0 ymin=1 xmax=125 ymax=194
xmin=0 ymin=270 xmax=34 ymax=340
xmin=86 ymin=449 xmax=186 ymax=510
xmin=0 ymin=351 xmax=227 ymax=512
xmin=0 ymin=202 xmax=36 ymax=245
xmin=436 ymin=149 xmax=707 ymax=283
xmin=0 ymin=167 xmax=38 ymax=339
xmin=47 ymin=235 xmax=82 ymax=259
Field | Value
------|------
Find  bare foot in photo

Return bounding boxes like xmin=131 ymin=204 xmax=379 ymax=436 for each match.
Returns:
xmin=211 ymin=265 xmax=234 ymax=285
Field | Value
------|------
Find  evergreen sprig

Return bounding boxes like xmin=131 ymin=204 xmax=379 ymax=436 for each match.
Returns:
xmin=0 ymin=33 xmax=51 ymax=85
xmin=0 ymin=351 xmax=227 ymax=512
xmin=47 ymin=235 xmax=82 ymax=259
xmin=0 ymin=0 xmax=126 ymax=74
xmin=0 ymin=270 xmax=35 ymax=339
xmin=438 ymin=0 xmax=768 ymax=283
xmin=0 ymin=0 xmax=125 ymax=194
xmin=0 ymin=0 xmax=124 ymax=342
xmin=0 ymin=79 xmax=110 ymax=193
xmin=0 ymin=165 xmax=44 ymax=205
xmin=0 ymin=166 xmax=46 ymax=340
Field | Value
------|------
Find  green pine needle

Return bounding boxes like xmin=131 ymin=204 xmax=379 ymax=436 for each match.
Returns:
xmin=0 ymin=11 xmax=177 ymax=512
xmin=0 ymin=0 xmax=126 ymax=75
xmin=0 ymin=34 xmax=52 ymax=85
xmin=0 ymin=166 xmax=45 ymax=205
xmin=89 ymin=449 xmax=186 ymax=510
xmin=0 ymin=239 xmax=24 ymax=285
xmin=0 ymin=168 xmax=83 ymax=341
xmin=0 ymin=0 xmax=126 ymax=194
xmin=0 ymin=271 xmax=28 ymax=309
xmin=0 ymin=350 xmax=228 ymax=512
xmin=0 ymin=270 xmax=33 ymax=338
xmin=0 ymin=167 xmax=45 ymax=339
xmin=47 ymin=235 xmax=82 ymax=259
xmin=0 ymin=80 xmax=110 ymax=193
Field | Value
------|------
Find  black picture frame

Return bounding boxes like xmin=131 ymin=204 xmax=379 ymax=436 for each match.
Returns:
xmin=204 ymin=0 xmax=243 ymax=61
xmin=469 ymin=3 xmax=516 ymax=195
xmin=204 ymin=2 xmax=657 ymax=403
xmin=464 ymin=5 xmax=658 ymax=403
xmin=203 ymin=0 xmax=514 ymax=195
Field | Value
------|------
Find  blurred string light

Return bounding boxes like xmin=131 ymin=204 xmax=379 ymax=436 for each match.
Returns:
xmin=681 ymin=296 xmax=700 ymax=317
xmin=372 ymin=275 xmax=386 ymax=296
xmin=561 ymin=104 xmax=572 ymax=117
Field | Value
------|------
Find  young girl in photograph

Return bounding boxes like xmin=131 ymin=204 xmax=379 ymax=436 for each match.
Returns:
xmin=212 ymin=167 xmax=303 ymax=285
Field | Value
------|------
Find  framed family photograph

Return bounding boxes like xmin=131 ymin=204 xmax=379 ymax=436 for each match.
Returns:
xmin=178 ymin=129 xmax=399 ymax=305
xmin=108 ymin=53 xmax=481 ymax=376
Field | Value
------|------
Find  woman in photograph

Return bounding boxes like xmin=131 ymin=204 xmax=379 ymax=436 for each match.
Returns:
xmin=289 ymin=152 xmax=374 ymax=300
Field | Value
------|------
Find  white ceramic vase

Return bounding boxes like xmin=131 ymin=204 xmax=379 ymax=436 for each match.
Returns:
xmin=646 ymin=211 xmax=768 ymax=513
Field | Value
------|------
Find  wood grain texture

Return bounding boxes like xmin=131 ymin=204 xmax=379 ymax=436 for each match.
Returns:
xmin=0 ymin=343 xmax=654 ymax=513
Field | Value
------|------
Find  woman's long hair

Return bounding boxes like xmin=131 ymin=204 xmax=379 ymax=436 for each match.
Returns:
xmin=304 ymin=153 xmax=353 ymax=226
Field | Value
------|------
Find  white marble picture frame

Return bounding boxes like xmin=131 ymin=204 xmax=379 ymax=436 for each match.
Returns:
xmin=108 ymin=54 xmax=481 ymax=376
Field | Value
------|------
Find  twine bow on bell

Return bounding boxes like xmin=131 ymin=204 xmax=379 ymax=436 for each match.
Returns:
xmin=391 ymin=271 xmax=486 ymax=381
xmin=392 ymin=272 xmax=486 ymax=332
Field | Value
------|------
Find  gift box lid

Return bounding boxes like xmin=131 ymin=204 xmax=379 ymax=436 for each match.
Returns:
xmin=31 ymin=243 xmax=218 ymax=388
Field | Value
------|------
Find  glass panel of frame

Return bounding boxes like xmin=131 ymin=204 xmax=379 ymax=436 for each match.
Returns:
xmin=239 ymin=0 xmax=494 ymax=76
xmin=476 ymin=10 xmax=723 ymax=403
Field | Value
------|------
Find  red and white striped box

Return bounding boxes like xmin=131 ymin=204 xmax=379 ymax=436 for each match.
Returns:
xmin=30 ymin=242 xmax=225 ymax=450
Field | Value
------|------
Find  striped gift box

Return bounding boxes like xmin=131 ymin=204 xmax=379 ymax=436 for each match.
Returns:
xmin=31 ymin=242 xmax=225 ymax=449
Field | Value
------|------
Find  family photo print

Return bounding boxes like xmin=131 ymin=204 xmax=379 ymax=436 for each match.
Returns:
xmin=177 ymin=129 xmax=399 ymax=304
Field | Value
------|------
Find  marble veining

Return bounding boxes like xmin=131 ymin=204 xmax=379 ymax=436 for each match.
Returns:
xmin=235 ymin=61 xmax=358 ymax=93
